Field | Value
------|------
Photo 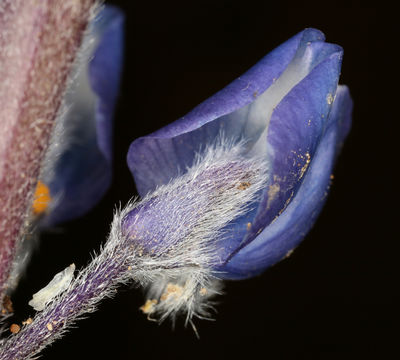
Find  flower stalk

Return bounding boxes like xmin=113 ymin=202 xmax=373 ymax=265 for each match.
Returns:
xmin=0 ymin=141 xmax=267 ymax=359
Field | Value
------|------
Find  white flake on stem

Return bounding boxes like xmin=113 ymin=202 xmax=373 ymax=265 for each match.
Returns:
xmin=28 ymin=264 xmax=75 ymax=311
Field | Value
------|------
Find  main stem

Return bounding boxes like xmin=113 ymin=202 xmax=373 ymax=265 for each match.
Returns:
xmin=0 ymin=0 xmax=97 ymax=302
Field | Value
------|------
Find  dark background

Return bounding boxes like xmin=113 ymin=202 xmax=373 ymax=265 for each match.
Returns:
xmin=9 ymin=2 xmax=398 ymax=360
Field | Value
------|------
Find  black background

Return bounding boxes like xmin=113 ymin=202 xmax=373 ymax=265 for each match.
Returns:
xmin=8 ymin=2 xmax=398 ymax=360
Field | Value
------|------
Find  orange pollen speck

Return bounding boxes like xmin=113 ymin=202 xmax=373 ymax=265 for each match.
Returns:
xmin=32 ymin=181 xmax=51 ymax=215
xmin=10 ymin=324 xmax=20 ymax=334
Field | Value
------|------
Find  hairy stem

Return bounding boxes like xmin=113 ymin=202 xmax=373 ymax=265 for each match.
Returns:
xmin=0 ymin=224 xmax=132 ymax=359
xmin=0 ymin=141 xmax=267 ymax=359
xmin=0 ymin=0 xmax=98 ymax=303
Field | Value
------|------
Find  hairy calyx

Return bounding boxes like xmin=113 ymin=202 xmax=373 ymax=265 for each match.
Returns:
xmin=122 ymin=140 xmax=268 ymax=323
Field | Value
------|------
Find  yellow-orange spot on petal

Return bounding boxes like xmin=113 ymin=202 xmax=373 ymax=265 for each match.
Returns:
xmin=32 ymin=181 xmax=51 ymax=215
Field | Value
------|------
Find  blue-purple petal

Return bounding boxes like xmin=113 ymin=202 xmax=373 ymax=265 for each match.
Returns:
xmin=331 ymin=85 xmax=353 ymax=148
xmin=43 ymin=6 xmax=124 ymax=225
xmin=242 ymin=50 xmax=343 ymax=246
xmin=218 ymin=85 xmax=353 ymax=279
xmin=128 ymin=28 xmax=326 ymax=196
xmin=201 ymin=49 xmax=344 ymax=265
xmin=89 ymin=5 xmax=124 ymax=162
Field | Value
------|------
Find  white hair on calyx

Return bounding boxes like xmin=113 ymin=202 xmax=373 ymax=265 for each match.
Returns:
xmin=116 ymin=137 xmax=269 ymax=328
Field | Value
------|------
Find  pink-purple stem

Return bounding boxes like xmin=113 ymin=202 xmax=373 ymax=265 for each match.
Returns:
xmin=0 ymin=0 xmax=97 ymax=305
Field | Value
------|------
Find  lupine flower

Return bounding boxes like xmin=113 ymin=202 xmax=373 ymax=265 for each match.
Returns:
xmin=125 ymin=28 xmax=352 ymax=318
xmin=0 ymin=26 xmax=351 ymax=359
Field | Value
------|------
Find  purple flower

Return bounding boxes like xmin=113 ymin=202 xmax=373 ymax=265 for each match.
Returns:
xmin=40 ymin=5 xmax=124 ymax=226
xmin=126 ymin=28 xmax=352 ymax=281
